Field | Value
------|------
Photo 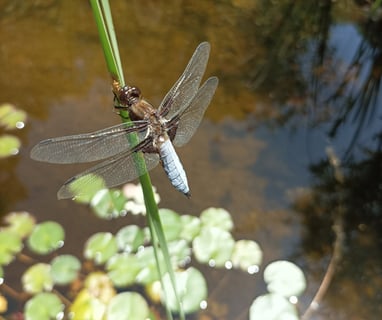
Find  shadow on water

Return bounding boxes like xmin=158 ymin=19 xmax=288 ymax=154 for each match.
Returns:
xmin=1 ymin=0 xmax=382 ymax=319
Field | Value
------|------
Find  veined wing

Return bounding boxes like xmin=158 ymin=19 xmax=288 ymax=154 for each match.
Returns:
xmin=172 ymin=77 xmax=218 ymax=147
xmin=158 ymin=42 xmax=211 ymax=120
xmin=57 ymin=139 xmax=160 ymax=199
xmin=30 ymin=121 xmax=149 ymax=164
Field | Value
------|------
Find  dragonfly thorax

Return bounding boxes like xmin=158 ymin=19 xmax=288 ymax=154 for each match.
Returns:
xmin=116 ymin=85 xmax=141 ymax=107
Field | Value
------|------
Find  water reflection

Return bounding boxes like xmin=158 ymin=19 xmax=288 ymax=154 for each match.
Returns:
xmin=1 ymin=0 xmax=382 ymax=319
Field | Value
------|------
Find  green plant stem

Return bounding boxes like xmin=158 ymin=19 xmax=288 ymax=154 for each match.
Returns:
xmin=89 ymin=1 xmax=185 ymax=319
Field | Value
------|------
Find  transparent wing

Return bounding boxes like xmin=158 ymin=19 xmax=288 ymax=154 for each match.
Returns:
xmin=30 ymin=121 xmax=149 ymax=164
xmin=172 ymin=77 xmax=218 ymax=147
xmin=158 ymin=42 xmax=211 ymax=120
xmin=57 ymin=145 xmax=160 ymax=199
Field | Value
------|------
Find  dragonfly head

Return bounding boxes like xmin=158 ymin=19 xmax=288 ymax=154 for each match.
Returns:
xmin=116 ymin=85 xmax=141 ymax=107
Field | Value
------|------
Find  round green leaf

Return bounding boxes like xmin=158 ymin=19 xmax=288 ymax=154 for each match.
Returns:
xmin=106 ymin=253 xmax=141 ymax=287
xmin=51 ymin=254 xmax=81 ymax=285
xmin=193 ymin=227 xmax=235 ymax=267
xmin=90 ymin=189 xmax=127 ymax=219
xmin=84 ymin=233 xmax=118 ymax=264
xmin=264 ymin=261 xmax=306 ymax=298
xmin=231 ymin=240 xmax=263 ymax=273
xmin=0 ymin=103 xmax=27 ymax=130
xmin=249 ymin=293 xmax=298 ymax=320
xmin=115 ymin=225 xmax=144 ymax=252
xmin=106 ymin=292 xmax=149 ymax=320
xmin=24 ymin=292 xmax=64 ymax=320
xmin=84 ymin=272 xmax=116 ymax=303
xmin=168 ymin=239 xmax=191 ymax=267
xmin=22 ymin=263 xmax=53 ymax=294
xmin=135 ymin=246 xmax=163 ymax=284
xmin=200 ymin=208 xmax=233 ymax=231
xmin=70 ymin=289 xmax=107 ymax=320
xmin=0 ymin=134 xmax=20 ymax=158
xmin=71 ymin=174 xmax=106 ymax=204
xmin=159 ymin=208 xmax=182 ymax=241
xmin=3 ymin=211 xmax=35 ymax=238
xmin=27 ymin=221 xmax=65 ymax=254
xmin=162 ymin=268 xmax=207 ymax=314
xmin=0 ymin=230 xmax=23 ymax=265
xmin=180 ymin=215 xmax=201 ymax=242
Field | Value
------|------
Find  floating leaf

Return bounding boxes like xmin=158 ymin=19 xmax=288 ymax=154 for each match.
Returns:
xmin=123 ymin=183 xmax=160 ymax=215
xmin=231 ymin=240 xmax=263 ymax=273
xmin=27 ymin=221 xmax=65 ymax=254
xmin=84 ymin=272 xmax=116 ymax=303
xmin=0 ymin=230 xmax=23 ymax=265
xmin=70 ymin=289 xmax=107 ymax=320
xmin=168 ymin=239 xmax=191 ymax=267
xmin=84 ymin=233 xmax=118 ymax=264
xmin=71 ymin=174 xmax=107 ymax=204
xmin=106 ymin=253 xmax=141 ymax=287
xmin=193 ymin=227 xmax=235 ymax=267
xmin=0 ymin=103 xmax=27 ymax=130
xmin=0 ymin=293 xmax=7 ymax=313
xmin=162 ymin=268 xmax=207 ymax=314
xmin=249 ymin=293 xmax=299 ymax=320
xmin=24 ymin=292 xmax=64 ymax=320
xmin=22 ymin=263 xmax=53 ymax=294
xmin=159 ymin=208 xmax=182 ymax=241
xmin=106 ymin=292 xmax=149 ymax=320
xmin=135 ymin=246 xmax=163 ymax=284
xmin=115 ymin=225 xmax=144 ymax=252
xmin=180 ymin=215 xmax=201 ymax=242
xmin=90 ymin=189 xmax=127 ymax=219
xmin=264 ymin=260 xmax=306 ymax=298
xmin=200 ymin=208 xmax=233 ymax=231
xmin=51 ymin=254 xmax=81 ymax=285
xmin=3 ymin=211 xmax=35 ymax=238
xmin=0 ymin=134 xmax=20 ymax=158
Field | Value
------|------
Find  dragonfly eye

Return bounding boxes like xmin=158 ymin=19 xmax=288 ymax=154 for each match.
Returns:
xmin=118 ymin=86 xmax=141 ymax=106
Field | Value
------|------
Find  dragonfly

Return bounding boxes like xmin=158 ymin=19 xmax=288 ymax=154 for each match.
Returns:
xmin=31 ymin=42 xmax=218 ymax=200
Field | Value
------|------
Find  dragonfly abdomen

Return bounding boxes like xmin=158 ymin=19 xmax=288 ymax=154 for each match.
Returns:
xmin=159 ymin=139 xmax=190 ymax=197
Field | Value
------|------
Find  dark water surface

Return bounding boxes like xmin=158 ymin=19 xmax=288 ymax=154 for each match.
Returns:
xmin=1 ymin=1 xmax=382 ymax=319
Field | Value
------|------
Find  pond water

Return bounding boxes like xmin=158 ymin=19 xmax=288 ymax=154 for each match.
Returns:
xmin=1 ymin=1 xmax=382 ymax=319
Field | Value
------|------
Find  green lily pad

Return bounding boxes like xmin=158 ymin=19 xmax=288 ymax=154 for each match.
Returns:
xmin=3 ymin=211 xmax=35 ymax=238
xmin=180 ymin=215 xmax=201 ymax=242
xmin=168 ymin=239 xmax=191 ymax=267
xmin=24 ymin=292 xmax=64 ymax=320
xmin=106 ymin=292 xmax=149 ymax=320
xmin=200 ymin=207 xmax=233 ymax=231
xmin=70 ymin=174 xmax=107 ymax=203
xmin=27 ymin=221 xmax=65 ymax=255
xmin=90 ymin=189 xmax=127 ymax=219
xmin=115 ymin=225 xmax=144 ymax=252
xmin=264 ymin=260 xmax=306 ymax=298
xmin=22 ymin=263 xmax=53 ymax=294
xmin=135 ymin=246 xmax=163 ymax=284
xmin=84 ymin=272 xmax=116 ymax=303
xmin=159 ymin=208 xmax=182 ymax=241
xmin=0 ymin=103 xmax=27 ymax=130
xmin=162 ymin=268 xmax=207 ymax=314
xmin=51 ymin=254 xmax=81 ymax=285
xmin=231 ymin=240 xmax=263 ymax=273
xmin=249 ymin=293 xmax=299 ymax=320
xmin=0 ymin=230 xmax=23 ymax=265
xmin=84 ymin=232 xmax=118 ymax=264
xmin=70 ymin=289 xmax=107 ymax=320
xmin=0 ymin=134 xmax=21 ymax=158
xmin=106 ymin=253 xmax=141 ymax=287
xmin=193 ymin=227 xmax=235 ymax=267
